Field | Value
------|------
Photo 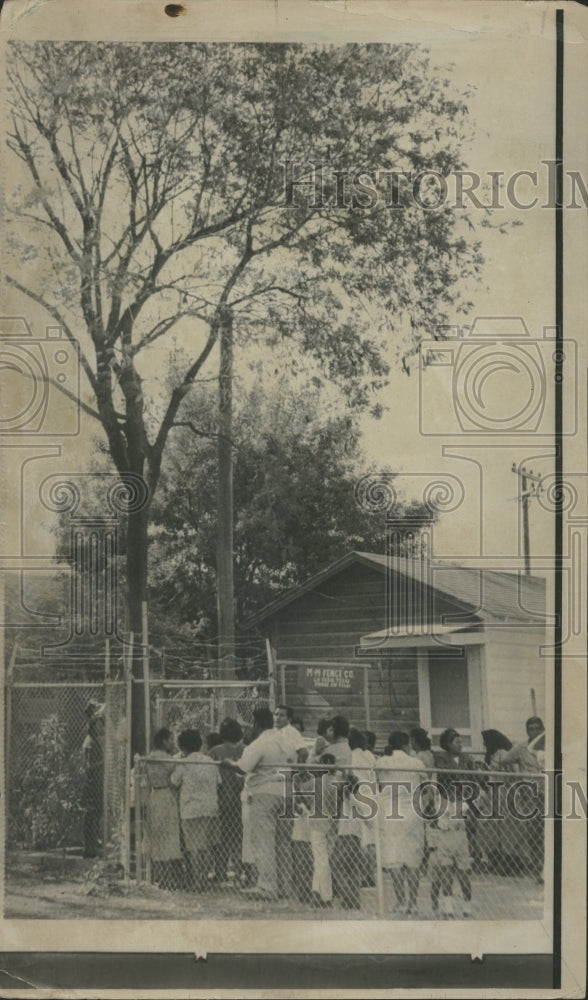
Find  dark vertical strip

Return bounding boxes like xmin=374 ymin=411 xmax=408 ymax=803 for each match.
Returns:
xmin=553 ymin=6 xmax=564 ymax=990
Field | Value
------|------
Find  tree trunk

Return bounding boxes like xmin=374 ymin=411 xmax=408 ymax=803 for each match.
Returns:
xmin=217 ymin=308 xmax=236 ymax=675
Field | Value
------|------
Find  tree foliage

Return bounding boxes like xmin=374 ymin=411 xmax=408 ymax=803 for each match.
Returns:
xmin=148 ymin=380 xmax=434 ymax=634
xmin=10 ymin=715 xmax=85 ymax=849
xmin=6 ymin=40 xmax=484 ymax=628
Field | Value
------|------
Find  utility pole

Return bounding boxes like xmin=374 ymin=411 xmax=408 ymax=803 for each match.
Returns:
xmin=217 ymin=307 xmax=236 ymax=675
xmin=511 ymin=464 xmax=543 ymax=576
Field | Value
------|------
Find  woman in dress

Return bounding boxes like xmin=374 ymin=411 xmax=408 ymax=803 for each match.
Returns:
xmin=500 ymin=717 xmax=546 ymax=883
xmin=375 ymin=731 xmax=427 ymax=914
xmin=409 ymin=727 xmax=435 ymax=775
xmin=434 ymin=728 xmax=480 ymax=872
xmin=145 ymin=727 xmax=182 ymax=889
xmin=477 ymin=729 xmax=514 ymax=874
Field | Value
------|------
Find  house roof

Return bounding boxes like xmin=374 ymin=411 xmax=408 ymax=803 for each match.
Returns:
xmin=245 ymin=551 xmax=546 ymax=628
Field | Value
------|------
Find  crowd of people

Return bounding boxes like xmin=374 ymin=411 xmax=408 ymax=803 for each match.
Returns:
xmin=138 ymin=707 xmax=546 ymax=918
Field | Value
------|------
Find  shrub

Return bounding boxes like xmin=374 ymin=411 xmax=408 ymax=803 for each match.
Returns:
xmin=10 ymin=714 xmax=85 ymax=849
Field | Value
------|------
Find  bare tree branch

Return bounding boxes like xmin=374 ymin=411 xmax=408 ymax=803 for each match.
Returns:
xmin=5 ymin=274 xmax=97 ymax=394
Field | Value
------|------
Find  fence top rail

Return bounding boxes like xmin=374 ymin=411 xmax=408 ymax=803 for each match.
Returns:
xmin=8 ymin=681 xmax=106 ymax=688
xmin=8 ymin=679 xmax=269 ymax=688
xmin=276 ymin=659 xmax=365 ymax=667
xmin=147 ymin=679 xmax=270 ymax=689
xmin=134 ymin=757 xmax=546 ymax=780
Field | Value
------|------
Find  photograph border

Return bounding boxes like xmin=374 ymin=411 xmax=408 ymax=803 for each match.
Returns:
xmin=0 ymin=1 xmax=583 ymax=994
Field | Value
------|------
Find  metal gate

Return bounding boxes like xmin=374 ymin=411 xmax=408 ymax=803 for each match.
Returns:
xmin=153 ymin=679 xmax=274 ymax=737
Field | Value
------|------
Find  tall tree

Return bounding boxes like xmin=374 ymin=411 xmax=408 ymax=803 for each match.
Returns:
xmin=149 ymin=379 xmax=435 ymax=633
xmin=5 ymin=41 xmax=484 ymax=730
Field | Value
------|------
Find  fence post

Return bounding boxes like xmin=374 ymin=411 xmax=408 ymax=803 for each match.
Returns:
xmin=363 ymin=663 xmax=371 ymax=731
xmin=123 ymin=634 xmax=134 ymax=877
xmin=144 ymin=760 xmax=152 ymax=885
xmin=265 ymin=639 xmax=277 ymax=710
xmin=372 ymin=803 xmax=385 ymax=918
xmin=142 ymin=602 xmax=151 ymax=755
xmin=102 ymin=679 xmax=109 ymax=857
xmin=134 ymin=758 xmax=143 ymax=883
xmin=5 ymin=642 xmax=17 ymax=840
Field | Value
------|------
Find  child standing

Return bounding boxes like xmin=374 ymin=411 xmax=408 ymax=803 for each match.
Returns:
xmin=308 ymin=753 xmax=340 ymax=908
xmin=171 ymin=729 xmax=220 ymax=892
xmin=291 ymin=768 xmax=314 ymax=904
xmin=427 ymin=784 xmax=473 ymax=918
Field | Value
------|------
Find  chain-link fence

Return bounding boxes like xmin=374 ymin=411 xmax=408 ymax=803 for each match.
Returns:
xmin=134 ymin=758 xmax=546 ymax=920
xmin=5 ymin=678 xmax=270 ymax=864
xmin=5 ymin=681 xmax=127 ymax=859
xmin=153 ymin=682 xmax=271 ymax=741
xmin=103 ymin=680 xmax=129 ymax=858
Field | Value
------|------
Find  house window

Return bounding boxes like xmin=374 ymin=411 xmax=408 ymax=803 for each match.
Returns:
xmin=429 ymin=656 xmax=470 ymax=731
xmin=417 ymin=645 xmax=485 ymax=750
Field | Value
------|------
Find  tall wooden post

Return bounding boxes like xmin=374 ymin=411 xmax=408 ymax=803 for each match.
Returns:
xmin=5 ymin=642 xmax=18 ymax=833
xmin=363 ymin=662 xmax=371 ymax=730
xmin=266 ymin=638 xmax=277 ymax=710
xmin=102 ymin=639 xmax=110 ymax=855
xmin=123 ymin=633 xmax=134 ymax=876
xmin=142 ymin=602 xmax=151 ymax=754
xmin=511 ymin=464 xmax=543 ymax=576
xmin=217 ymin=307 xmax=235 ymax=674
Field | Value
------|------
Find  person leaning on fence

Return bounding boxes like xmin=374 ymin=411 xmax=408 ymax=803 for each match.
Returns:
xmin=307 ymin=752 xmax=341 ymax=908
xmin=476 ymin=729 xmax=515 ymax=876
xmin=348 ymin=728 xmax=376 ymax=886
xmin=326 ymin=715 xmax=353 ymax=766
xmin=224 ymin=706 xmax=293 ymax=902
xmin=206 ymin=732 xmax=223 ymax=752
xmin=274 ymin=705 xmax=308 ymax=763
xmin=81 ymin=702 xmax=105 ymax=859
xmin=313 ymin=718 xmax=331 ymax=761
xmin=323 ymin=716 xmax=366 ymax=911
xmin=427 ymin=782 xmax=473 ymax=919
xmin=410 ymin=727 xmax=435 ymax=775
xmin=272 ymin=705 xmax=311 ymax=897
xmin=207 ymin=718 xmax=245 ymax=886
xmin=500 ymin=717 xmax=545 ymax=884
xmin=290 ymin=759 xmax=315 ymax=904
xmin=434 ymin=728 xmax=481 ymax=872
xmin=363 ymin=730 xmax=378 ymax=762
xmin=145 ymin=727 xmax=183 ymax=890
xmin=170 ymin=729 xmax=220 ymax=892
xmin=375 ymin=731 xmax=427 ymax=915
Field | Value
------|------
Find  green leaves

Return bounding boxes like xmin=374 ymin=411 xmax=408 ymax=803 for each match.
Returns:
xmin=148 ymin=378 xmax=433 ymax=636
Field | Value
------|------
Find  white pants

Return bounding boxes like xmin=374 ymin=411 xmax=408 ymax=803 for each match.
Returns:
xmin=309 ymin=822 xmax=337 ymax=901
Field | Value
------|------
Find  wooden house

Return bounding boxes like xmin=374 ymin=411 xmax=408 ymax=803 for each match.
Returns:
xmin=245 ymin=552 xmax=546 ymax=752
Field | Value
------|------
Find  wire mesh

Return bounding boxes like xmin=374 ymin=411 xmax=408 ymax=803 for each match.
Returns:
xmin=153 ymin=684 xmax=271 ymax=739
xmin=6 ymin=683 xmax=104 ymax=851
xmin=103 ymin=680 xmax=128 ymax=857
xmin=5 ymin=681 xmax=129 ymax=859
xmin=134 ymin=759 xmax=546 ymax=920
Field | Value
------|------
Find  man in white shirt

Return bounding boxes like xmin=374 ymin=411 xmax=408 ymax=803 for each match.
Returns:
xmin=273 ymin=705 xmax=308 ymax=763
xmin=228 ymin=706 xmax=293 ymax=900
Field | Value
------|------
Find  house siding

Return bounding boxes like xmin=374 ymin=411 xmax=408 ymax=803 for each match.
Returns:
xmin=265 ymin=562 xmax=476 ymax=748
xmin=482 ymin=625 xmax=547 ymax=743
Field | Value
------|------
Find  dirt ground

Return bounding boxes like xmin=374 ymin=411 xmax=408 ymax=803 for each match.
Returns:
xmin=4 ymin=851 xmax=543 ymax=922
